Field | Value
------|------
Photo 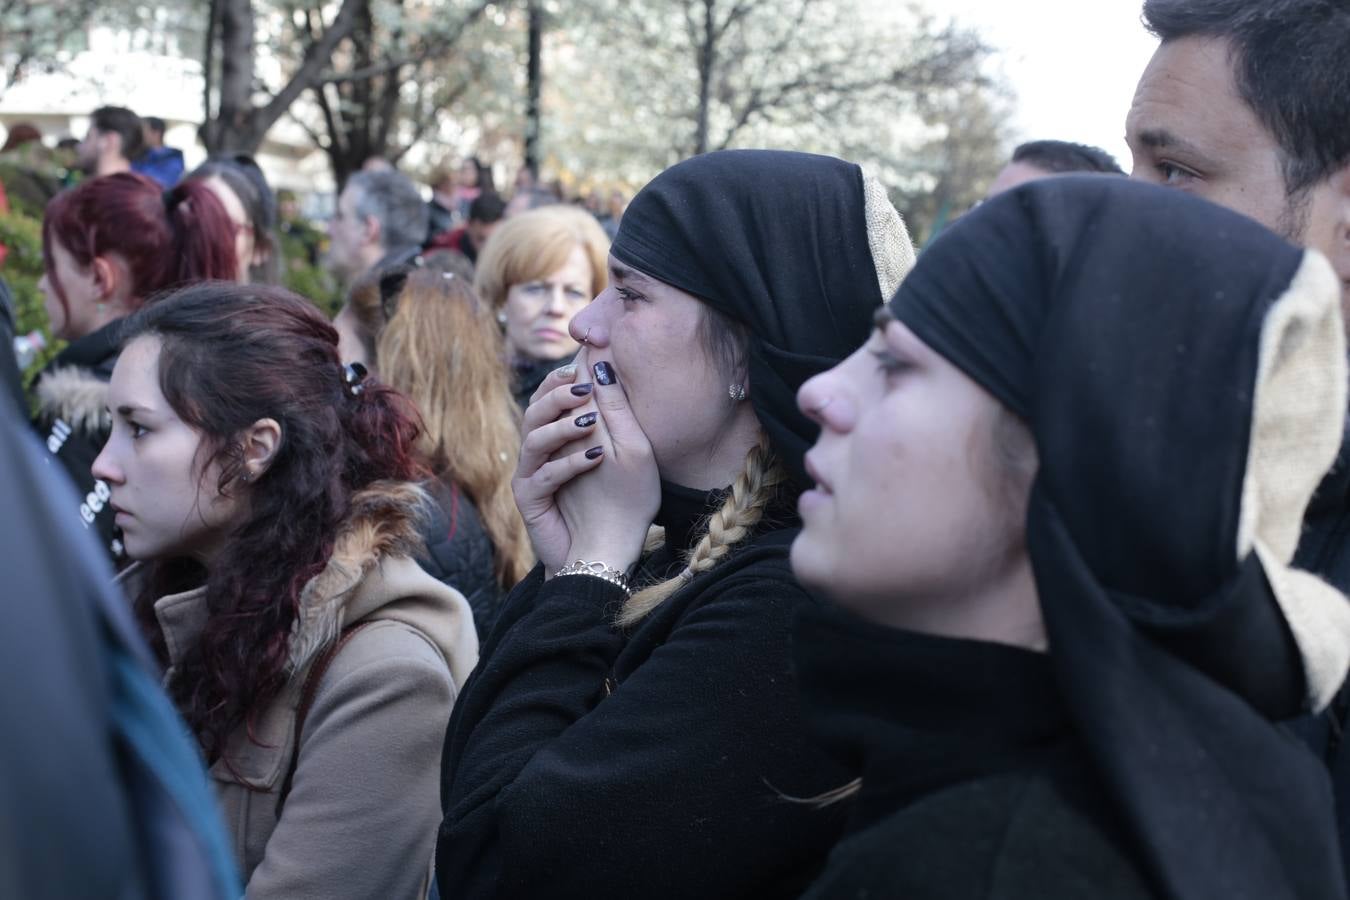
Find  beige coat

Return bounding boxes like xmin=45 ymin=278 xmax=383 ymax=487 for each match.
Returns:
xmin=153 ymin=483 xmax=478 ymax=899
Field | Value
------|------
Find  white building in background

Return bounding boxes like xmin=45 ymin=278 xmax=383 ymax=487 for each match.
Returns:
xmin=0 ymin=21 xmax=336 ymax=207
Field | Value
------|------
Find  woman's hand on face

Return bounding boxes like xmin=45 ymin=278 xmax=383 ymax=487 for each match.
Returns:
xmin=555 ymin=358 xmax=661 ymax=574
xmin=513 ymin=361 xmax=605 ymax=575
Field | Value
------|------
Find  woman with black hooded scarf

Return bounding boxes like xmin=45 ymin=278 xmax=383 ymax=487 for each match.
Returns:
xmin=436 ymin=149 xmax=915 ymax=898
xmin=791 ymin=175 xmax=1350 ymax=899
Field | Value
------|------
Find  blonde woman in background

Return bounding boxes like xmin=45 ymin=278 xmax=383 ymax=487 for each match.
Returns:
xmin=472 ymin=205 xmax=610 ymax=407
xmin=336 ymin=255 xmax=530 ymax=635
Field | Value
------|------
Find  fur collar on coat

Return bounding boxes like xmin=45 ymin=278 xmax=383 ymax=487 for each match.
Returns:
xmin=152 ymin=480 xmax=477 ymax=689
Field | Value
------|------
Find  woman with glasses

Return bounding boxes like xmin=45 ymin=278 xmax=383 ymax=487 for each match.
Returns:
xmin=186 ymin=156 xmax=280 ymax=285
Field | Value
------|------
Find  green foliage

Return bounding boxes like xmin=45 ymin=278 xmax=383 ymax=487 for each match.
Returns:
xmin=0 ymin=207 xmax=63 ymax=380
xmin=279 ymin=222 xmax=341 ymax=316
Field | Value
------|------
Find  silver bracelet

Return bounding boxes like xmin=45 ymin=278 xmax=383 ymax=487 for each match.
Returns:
xmin=554 ymin=559 xmax=633 ymax=596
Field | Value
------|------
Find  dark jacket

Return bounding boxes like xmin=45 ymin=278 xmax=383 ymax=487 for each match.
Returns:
xmin=31 ymin=319 xmax=127 ymax=567
xmin=436 ymin=482 xmax=850 ymax=898
xmin=510 ymin=355 xmax=573 ymax=411
xmin=1289 ymin=428 xmax=1350 ymax=876
xmin=417 ymin=479 xmax=501 ymax=637
xmin=794 ymin=607 xmax=1155 ymax=900
xmin=2 ymin=388 xmax=240 ymax=900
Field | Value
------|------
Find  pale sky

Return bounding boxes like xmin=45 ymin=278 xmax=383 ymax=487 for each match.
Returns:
xmin=941 ymin=0 xmax=1161 ymax=170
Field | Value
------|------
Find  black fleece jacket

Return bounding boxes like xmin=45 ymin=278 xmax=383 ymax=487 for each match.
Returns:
xmin=436 ymin=483 xmax=849 ymax=899
xmin=794 ymin=606 xmax=1155 ymax=900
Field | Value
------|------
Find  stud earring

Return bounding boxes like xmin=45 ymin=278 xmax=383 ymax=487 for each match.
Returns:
xmin=728 ymin=384 xmax=747 ymax=402
xmin=496 ymin=311 xmax=508 ymax=325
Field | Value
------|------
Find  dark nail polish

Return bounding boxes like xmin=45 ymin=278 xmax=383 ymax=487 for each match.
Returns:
xmin=593 ymin=361 xmax=616 ymax=386
xmin=575 ymin=412 xmax=597 ymax=427
xmin=585 ymin=446 xmax=604 ymax=460
xmin=570 ymin=383 xmax=593 ymax=396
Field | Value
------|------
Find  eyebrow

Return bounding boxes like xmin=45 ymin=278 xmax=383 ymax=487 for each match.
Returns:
xmin=1131 ymin=128 xmax=1208 ymax=162
xmin=115 ymin=403 xmax=153 ymax=417
xmin=608 ymin=263 xmax=654 ymax=287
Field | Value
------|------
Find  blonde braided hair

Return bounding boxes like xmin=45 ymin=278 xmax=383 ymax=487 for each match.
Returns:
xmin=618 ymin=433 xmax=788 ymax=627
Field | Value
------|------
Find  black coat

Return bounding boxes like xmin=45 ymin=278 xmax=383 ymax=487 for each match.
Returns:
xmin=417 ymin=479 xmax=501 ymax=637
xmin=436 ymin=483 xmax=850 ymax=898
xmin=30 ymin=320 xmax=127 ymax=567
xmin=794 ymin=607 xmax=1155 ymax=900
xmin=1289 ymin=430 xmax=1350 ymax=878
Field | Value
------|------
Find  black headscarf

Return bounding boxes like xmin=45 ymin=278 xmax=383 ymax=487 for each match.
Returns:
xmin=890 ymin=176 xmax=1345 ymax=900
xmin=611 ymin=150 xmax=887 ymax=490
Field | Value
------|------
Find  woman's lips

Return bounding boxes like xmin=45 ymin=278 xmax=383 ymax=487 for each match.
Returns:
xmin=803 ymin=455 xmax=832 ymax=494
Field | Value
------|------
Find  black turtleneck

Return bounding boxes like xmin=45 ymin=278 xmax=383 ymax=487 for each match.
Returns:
xmin=1289 ymin=418 xmax=1350 ymax=878
xmin=437 ymin=481 xmax=849 ymax=899
xmin=793 ymin=604 xmax=1154 ymax=900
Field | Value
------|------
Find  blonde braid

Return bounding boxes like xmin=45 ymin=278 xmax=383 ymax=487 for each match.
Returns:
xmin=618 ymin=435 xmax=787 ymax=627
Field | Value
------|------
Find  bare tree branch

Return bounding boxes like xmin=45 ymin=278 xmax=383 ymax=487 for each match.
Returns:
xmin=313 ymin=0 xmax=493 ymax=86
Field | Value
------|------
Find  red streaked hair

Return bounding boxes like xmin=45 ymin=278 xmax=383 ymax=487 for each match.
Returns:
xmin=119 ymin=282 xmax=425 ymax=765
xmin=41 ymin=172 xmax=238 ymax=319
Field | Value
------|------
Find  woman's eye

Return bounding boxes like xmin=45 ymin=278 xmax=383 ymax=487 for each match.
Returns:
xmin=565 ymin=288 xmax=589 ymax=301
xmin=128 ymin=421 xmax=149 ymax=439
xmin=869 ymin=349 xmax=910 ymax=378
xmin=522 ymin=282 xmax=548 ymax=294
xmin=616 ymin=287 xmax=644 ymax=304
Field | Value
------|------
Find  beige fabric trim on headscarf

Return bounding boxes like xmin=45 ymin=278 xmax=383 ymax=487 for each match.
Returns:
xmin=862 ymin=173 xmax=916 ymax=300
xmin=1236 ymin=250 xmax=1350 ymax=711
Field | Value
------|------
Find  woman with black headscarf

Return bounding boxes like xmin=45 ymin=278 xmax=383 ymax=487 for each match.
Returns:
xmin=791 ymin=175 xmax=1350 ymax=900
xmin=436 ymin=150 xmax=915 ymax=898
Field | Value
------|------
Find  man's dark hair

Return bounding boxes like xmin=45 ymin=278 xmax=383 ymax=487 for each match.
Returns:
xmin=1012 ymin=140 xmax=1124 ymax=176
xmin=90 ymin=106 xmax=143 ymax=160
xmin=143 ymin=116 xmax=166 ymax=137
xmin=468 ymin=192 xmax=506 ymax=225
xmin=1143 ymin=0 xmax=1350 ymax=196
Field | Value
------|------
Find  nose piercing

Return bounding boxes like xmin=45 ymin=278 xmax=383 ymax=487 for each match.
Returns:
xmin=581 ymin=326 xmax=593 ymax=345
xmin=809 ymin=396 xmax=833 ymax=415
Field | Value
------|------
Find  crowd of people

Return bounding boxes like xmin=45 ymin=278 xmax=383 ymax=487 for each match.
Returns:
xmin=4 ymin=0 xmax=1350 ymax=898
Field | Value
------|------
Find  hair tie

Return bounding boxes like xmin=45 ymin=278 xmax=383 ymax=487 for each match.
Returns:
xmin=342 ymin=361 xmax=368 ymax=397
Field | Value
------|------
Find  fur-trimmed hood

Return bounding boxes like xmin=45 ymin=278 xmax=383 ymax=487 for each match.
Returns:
xmin=153 ymin=480 xmax=478 ymax=689
xmin=35 ymin=365 xmax=112 ymax=434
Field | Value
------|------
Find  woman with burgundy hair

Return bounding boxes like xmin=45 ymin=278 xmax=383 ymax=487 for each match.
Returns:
xmin=32 ymin=171 xmax=237 ymax=565
xmin=91 ymin=282 xmax=478 ymax=899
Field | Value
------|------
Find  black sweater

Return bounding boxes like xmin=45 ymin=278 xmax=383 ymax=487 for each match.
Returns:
xmin=794 ymin=606 xmax=1156 ymax=900
xmin=1289 ymin=426 xmax=1350 ymax=882
xmin=436 ymin=482 xmax=849 ymax=898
